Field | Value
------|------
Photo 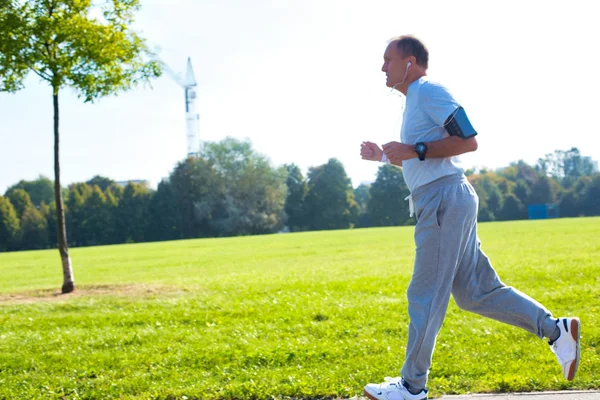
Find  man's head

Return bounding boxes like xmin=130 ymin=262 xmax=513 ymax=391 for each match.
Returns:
xmin=382 ymin=35 xmax=428 ymax=92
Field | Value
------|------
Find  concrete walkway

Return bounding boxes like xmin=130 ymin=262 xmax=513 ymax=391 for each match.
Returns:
xmin=438 ymin=391 xmax=600 ymax=399
xmin=352 ymin=391 xmax=600 ymax=400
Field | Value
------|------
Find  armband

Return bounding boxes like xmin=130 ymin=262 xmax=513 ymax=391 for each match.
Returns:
xmin=444 ymin=107 xmax=477 ymax=139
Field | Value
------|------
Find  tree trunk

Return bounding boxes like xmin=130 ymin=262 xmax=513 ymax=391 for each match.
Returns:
xmin=53 ymin=90 xmax=75 ymax=293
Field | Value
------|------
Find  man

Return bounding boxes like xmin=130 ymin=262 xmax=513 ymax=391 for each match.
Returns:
xmin=360 ymin=35 xmax=581 ymax=400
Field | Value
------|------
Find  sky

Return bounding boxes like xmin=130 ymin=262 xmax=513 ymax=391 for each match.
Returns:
xmin=1 ymin=0 xmax=599 ymax=194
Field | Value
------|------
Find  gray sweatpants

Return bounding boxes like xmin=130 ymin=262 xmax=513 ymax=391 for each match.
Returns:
xmin=400 ymin=174 xmax=557 ymax=390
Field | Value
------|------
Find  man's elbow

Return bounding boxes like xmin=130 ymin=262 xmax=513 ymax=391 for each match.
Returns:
xmin=466 ymin=137 xmax=478 ymax=152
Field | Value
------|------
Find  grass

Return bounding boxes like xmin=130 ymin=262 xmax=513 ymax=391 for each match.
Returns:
xmin=0 ymin=217 xmax=599 ymax=399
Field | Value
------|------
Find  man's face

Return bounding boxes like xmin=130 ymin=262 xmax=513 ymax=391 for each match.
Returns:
xmin=381 ymin=41 xmax=409 ymax=88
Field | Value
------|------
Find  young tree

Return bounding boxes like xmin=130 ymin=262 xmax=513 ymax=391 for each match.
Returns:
xmin=0 ymin=1 xmax=160 ymax=292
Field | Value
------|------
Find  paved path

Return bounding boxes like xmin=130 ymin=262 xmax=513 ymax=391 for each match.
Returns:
xmin=352 ymin=391 xmax=600 ymax=399
xmin=438 ymin=391 xmax=600 ymax=399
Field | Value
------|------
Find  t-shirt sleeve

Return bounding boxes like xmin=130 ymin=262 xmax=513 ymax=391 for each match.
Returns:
xmin=420 ymin=82 xmax=461 ymax=127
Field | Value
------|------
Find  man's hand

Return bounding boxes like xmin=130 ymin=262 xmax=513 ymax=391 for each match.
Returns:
xmin=360 ymin=141 xmax=383 ymax=161
xmin=382 ymin=141 xmax=416 ymax=165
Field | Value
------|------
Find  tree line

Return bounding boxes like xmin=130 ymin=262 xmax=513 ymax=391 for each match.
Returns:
xmin=0 ymin=139 xmax=598 ymax=252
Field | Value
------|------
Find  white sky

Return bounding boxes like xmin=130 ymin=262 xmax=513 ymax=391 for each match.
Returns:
xmin=1 ymin=0 xmax=599 ymax=194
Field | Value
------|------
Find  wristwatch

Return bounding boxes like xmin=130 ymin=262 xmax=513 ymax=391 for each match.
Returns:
xmin=415 ymin=142 xmax=428 ymax=161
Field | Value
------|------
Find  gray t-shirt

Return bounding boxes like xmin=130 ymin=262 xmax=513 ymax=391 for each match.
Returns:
xmin=401 ymin=77 xmax=465 ymax=193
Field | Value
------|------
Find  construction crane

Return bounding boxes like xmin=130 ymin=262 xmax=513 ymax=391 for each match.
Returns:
xmin=156 ymin=56 xmax=200 ymax=158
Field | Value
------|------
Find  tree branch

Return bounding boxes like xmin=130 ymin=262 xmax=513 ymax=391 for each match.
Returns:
xmin=31 ymin=67 xmax=52 ymax=82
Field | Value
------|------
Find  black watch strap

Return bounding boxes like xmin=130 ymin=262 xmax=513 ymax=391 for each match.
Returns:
xmin=415 ymin=142 xmax=428 ymax=161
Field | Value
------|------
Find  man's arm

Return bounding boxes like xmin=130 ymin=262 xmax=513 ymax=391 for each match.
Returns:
xmin=426 ymin=135 xmax=478 ymax=158
xmin=382 ymin=136 xmax=478 ymax=164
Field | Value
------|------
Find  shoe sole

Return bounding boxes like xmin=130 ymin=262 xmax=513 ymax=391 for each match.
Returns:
xmin=567 ymin=317 xmax=581 ymax=381
xmin=364 ymin=388 xmax=427 ymax=400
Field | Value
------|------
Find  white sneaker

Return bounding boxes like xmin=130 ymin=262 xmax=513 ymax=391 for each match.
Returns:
xmin=364 ymin=377 xmax=428 ymax=400
xmin=549 ymin=317 xmax=581 ymax=381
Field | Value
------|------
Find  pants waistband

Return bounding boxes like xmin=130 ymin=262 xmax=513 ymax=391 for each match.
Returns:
xmin=411 ymin=174 xmax=468 ymax=201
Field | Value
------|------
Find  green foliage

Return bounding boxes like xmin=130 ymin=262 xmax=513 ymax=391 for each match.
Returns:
xmin=284 ymin=164 xmax=308 ymax=232
xmin=528 ymin=175 xmax=559 ymax=205
xmin=0 ymin=0 xmax=161 ymax=98
xmin=5 ymin=188 xmax=33 ymax=220
xmin=201 ymin=138 xmax=287 ymax=236
xmin=65 ymin=182 xmax=93 ymax=246
xmin=304 ymin=158 xmax=359 ymax=230
xmin=82 ymin=185 xmax=113 ymax=245
xmin=115 ymin=182 xmax=151 ymax=243
xmin=0 ymin=196 xmax=20 ymax=251
xmin=368 ymin=164 xmax=410 ymax=226
xmin=19 ymin=204 xmax=49 ymax=249
xmin=579 ymin=173 xmax=600 ymax=216
xmin=0 ymin=218 xmax=599 ymax=398
xmin=5 ymin=176 xmax=54 ymax=207
xmin=169 ymin=156 xmax=221 ymax=238
xmin=86 ymin=175 xmax=116 ymax=192
xmin=498 ymin=193 xmax=525 ymax=221
xmin=146 ymin=180 xmax=181 ymax=242
xmin=353 ymin=183 xmax=371 ymax=227
xmin=537 ymin=148 xmax=597 ymax=187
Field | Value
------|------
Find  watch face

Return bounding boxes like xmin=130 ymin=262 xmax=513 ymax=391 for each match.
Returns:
xmin=416 ymin=144 xmax=425 ymax=152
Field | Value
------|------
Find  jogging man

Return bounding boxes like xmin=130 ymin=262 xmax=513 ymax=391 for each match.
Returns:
xmin=360 ymin=35 xmax=581 ymax=400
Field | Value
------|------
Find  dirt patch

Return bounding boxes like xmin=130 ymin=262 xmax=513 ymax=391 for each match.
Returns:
xmin=0 ymin=284 xmax=189 ymax=305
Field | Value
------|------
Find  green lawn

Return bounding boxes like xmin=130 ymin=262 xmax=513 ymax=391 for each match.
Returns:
xmin=1 ymin=217 xmax=599 ymax=399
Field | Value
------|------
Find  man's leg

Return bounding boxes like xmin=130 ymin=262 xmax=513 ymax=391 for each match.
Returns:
xmin=400 ymin=183 xmax=478 ymax=391
xmin=451 ymin=240 xmax=558 ymax=338
xmin=449 ymin=195 xmax=581 ymax=381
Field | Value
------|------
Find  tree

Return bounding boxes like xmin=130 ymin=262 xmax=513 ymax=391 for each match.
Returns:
xmin=513 ymin=179 xmax=531 ymax=206
xmin=201 ymin=138 xmax=287 ymax=236
xmin=367 ymin=164 xmax=410 ymax=226
xmin=497 ymin=193 xmax=525 ymax=221
xmin=170 ymin=157 xmax=220 ymax=238
xmin=40 ymin=201 xmax=57 ymax=248
xmin=86 ymin=176 xmax=116 ymax=192
xmin=528 ymin=175 xmax=559 ymax=205
xmin=6 ymin=176 xmax=54 ymax=207
xmin=82 ymin=185 xmax=113 ymax=245
xmin=284 ymin=164 xmax=308 ymax=232
xmin=115 ymin=182 xmax=151 ymax=243
xmin=0 ymin=196 xmax=20 ymax=251
xmin=353 ymin=183 xmax=372 ymax=228
xmin=0 ymin=0 xmax=160 ymax=292
xmin=5 ymin=188 xmax=33 ymax=220
xmin=579 ymin=173 xmax=600 ymax=216
xmin=304 ymin=158 xmax=359 ymax=230
xmin=65 ymin=183 xmax=93 ymax=247
xmin=536 ymin=148 xmax=597 ymax=187
xmin=147 ymin=180 xmax=181 ymax=242
xmin=20 ymin=204 xmax=49 ymax=250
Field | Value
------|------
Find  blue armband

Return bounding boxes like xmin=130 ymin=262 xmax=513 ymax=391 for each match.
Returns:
xmin=444 ymin=107 xmax=477 ymax=139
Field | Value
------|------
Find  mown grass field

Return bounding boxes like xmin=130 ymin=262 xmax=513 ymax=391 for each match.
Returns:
xmin=0 ymin=217 xmax=599 ymax=399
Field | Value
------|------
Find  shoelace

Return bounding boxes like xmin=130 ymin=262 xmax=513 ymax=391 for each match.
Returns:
xmin=383 ymin=376 xmax=403 ymax=388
